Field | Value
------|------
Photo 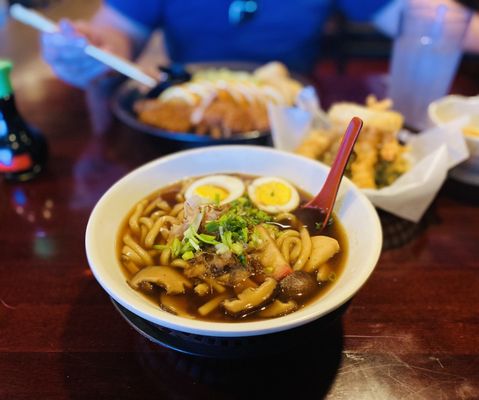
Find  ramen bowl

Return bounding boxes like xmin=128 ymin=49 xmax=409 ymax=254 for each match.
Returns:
xmin=85 ymin=146 xmax=382 ymax=337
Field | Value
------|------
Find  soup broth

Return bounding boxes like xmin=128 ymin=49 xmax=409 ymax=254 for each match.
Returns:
xmin=117 ymin=174 xmax=348 ymax=322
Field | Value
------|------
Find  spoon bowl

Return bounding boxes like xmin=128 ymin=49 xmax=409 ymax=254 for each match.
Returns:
xmin=301 ymin=117 xmax=363 ymax=232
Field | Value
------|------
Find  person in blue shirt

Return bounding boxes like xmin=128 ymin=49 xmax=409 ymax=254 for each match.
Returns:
xmin=41 ymin=0 xmax=478 ymax=88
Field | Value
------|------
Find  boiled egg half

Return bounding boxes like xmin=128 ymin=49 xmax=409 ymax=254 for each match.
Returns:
xmin=248 ymin=177 xmax=300 ymax=213
xmin=185 ymin=175 xmax=245 ymax=205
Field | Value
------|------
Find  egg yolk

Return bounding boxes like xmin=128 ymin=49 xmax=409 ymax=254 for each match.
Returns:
xmin=194 ymin=184 xmax=229 ymax=202
xmin=255 ymin=182 xmax=291 ymax=206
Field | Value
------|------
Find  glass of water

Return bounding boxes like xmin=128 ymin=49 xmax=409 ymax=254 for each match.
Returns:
xmin=388 ymin=1 xmax=472 ymax=130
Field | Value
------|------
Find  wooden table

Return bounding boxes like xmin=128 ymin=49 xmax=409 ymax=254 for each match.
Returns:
xmin=1 ymin=64 xmax=479 ymax=400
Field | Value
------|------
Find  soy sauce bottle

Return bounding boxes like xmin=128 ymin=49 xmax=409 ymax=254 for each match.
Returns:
xmin=0 ymin=60 xmax=47 ymax=181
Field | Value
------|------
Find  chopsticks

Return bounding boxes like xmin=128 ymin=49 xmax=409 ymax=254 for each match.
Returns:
xmin=9 ymin=4 xmax=158 ymax=88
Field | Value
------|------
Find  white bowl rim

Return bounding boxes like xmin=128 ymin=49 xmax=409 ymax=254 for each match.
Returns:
xmin=428 ymin=95 xmax=479 ymax=137
xmin=85 ymin=145 xmax=383 ymax=337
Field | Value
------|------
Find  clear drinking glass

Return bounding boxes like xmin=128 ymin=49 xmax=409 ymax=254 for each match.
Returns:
xmin=388 ymin=1 xmax=472 ymax=130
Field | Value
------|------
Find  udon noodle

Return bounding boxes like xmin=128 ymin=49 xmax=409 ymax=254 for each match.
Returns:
xmin=118 ymin=174 xmax=347 ymax=322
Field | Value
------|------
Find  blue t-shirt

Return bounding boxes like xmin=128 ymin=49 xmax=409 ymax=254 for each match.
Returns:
xmin=106 ymin=0 xmax=389 ymax=72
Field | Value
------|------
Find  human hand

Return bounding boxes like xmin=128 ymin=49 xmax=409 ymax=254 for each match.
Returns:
xmin=41 ymin=19 xmax=110 ymax=88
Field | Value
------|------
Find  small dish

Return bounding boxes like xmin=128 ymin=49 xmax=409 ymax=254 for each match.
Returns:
xmin=428 ymin=95 xmax=479 ymax=185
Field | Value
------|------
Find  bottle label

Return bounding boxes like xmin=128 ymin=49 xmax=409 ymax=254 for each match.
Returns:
xmin=0 ymin=151 xmax=33 ymax=172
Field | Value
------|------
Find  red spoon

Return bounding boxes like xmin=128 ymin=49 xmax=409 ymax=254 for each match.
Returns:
xmin=301 ymin=116 xmax=363 ymax=232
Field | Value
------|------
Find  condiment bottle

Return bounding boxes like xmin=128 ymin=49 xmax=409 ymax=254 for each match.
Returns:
xmin=0 ymin=60 xmax=47 ymax=181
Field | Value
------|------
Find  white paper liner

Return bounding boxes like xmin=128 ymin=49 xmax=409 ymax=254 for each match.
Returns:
xmin=269 ymin=87 xmax=470 ymax=222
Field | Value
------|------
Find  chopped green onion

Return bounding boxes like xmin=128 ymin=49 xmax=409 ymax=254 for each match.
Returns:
xmin=182 ymin=251 xmax=194 ymax=261
xmin=182 ymin=211 xmax=204 ymax=252
xmin=241 ymin=227 xmax=248 ymax=242
xmin=171 ymin=237 xmax=182 ymax=258
xmin=188 ymin=237 xmax=200 ymax=251
xmin=205 ymin=221 xmax=219 ymax=233
xmin=197 ymin=233 xmax=220 ymax=245
xmin=181 ymin=241 xmax=193 ymax=254
xmin=238 ymin=254 xmax=246 ymax=265
xmin=221 ymin=230 xmax=233 ymax=248
xmin=230 ymin=242 xmax=244 ymax=255
xmin=249 ymin=228 xmax=262 ymax=248
xmin=176 ymin=196 xmax=274 ymax=258
xmin=215 ymin=243 xmax=230 ymax=255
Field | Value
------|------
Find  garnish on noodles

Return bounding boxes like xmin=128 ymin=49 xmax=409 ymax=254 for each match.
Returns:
xmin=118 ymin=174 xmax=347 ymax=321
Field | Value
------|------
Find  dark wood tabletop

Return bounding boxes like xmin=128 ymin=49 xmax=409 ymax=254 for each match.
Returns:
xmin=1 ymin=61 xmax=479 ymax=400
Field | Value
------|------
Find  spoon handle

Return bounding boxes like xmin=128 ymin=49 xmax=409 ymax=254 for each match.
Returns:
xmin=304 ymin=116 xmax=363 ymax=219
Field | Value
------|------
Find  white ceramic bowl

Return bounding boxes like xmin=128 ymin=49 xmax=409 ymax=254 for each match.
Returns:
xmin=428 ymin=95 xmax=479 ymax=185
xmin=85 ymin=146 xmax=382 ymax=337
